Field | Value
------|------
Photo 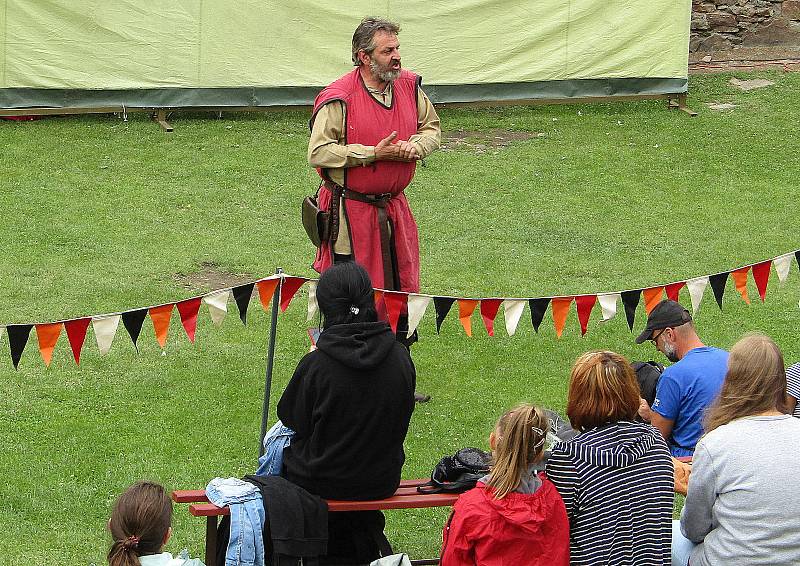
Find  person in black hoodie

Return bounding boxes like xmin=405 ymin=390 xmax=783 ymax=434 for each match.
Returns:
xmin=277 ymin=261 xmax=416 ymax=564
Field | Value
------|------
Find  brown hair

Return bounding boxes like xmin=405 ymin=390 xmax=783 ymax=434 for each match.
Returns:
xmin=352 ymin=17 xmax=400 ymax=65
xmin=704 ymin=333 xmax=786 ymax=434
xmin=485 ymin=404 xmax=549 ymax=499
xmin=108 ymin=481 xmax=172 ymax=566
xmin=566 ymin=351 xmax=640 ymax=431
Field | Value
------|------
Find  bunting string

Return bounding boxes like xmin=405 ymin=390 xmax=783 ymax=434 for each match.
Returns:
xmin=1 ymin=250 xmax=798 ymax=369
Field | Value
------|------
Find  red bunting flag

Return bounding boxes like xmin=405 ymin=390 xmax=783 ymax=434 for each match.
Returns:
xmin=552 ymin=297 xmax=573 ymax=338
xmin=665 ymin=282 xmax=685 ymax=303
xmin=457 ymin=299 xmax=479 ymax=337
xmin=751 ymin=261 xmax=771 ymax=302
xmin=64 ymin=318 xmax=91 ymax=364
xmin=257 ymin=279 xmax=280 ymax=312
xmin=35 ymin=322 xmax=62 ymax=367
xmin=731 ymin=267 xmax=751 ymax=304
xmin=643 ymin=287 xmax=664 ymax=314
xmin=575 ymin=295 xmax=597 ymax=336
xmin=480 ymin=299 xmax=503 ymax=337
xmin=149 ymin=304 xmax=173 ymax=349
xmin=383 ymin=292 xmax=407 ymax=335
xmin=176 ymin=297 xmax=202 ymax=343
xmin=279 ymin=277 xmax=306 ymax=312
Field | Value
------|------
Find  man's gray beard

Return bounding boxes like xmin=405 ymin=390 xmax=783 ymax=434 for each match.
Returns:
xmin=663 ymin=341 xmax=680 ymax=363
xmin=370 ymin=60 xmax=401 ymax=83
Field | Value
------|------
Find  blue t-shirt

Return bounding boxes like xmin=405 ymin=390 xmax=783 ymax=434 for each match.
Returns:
xmin=651 ymin=346 xmax=728 ymax=457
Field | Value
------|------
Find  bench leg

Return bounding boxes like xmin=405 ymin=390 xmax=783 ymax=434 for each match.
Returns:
xmin=205 ymin=516 xmax=218 ymax=566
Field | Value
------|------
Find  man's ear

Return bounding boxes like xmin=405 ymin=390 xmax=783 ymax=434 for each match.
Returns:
xmin=162 ymin=526 xmax=172 ymax=547
xmin=357 ymin=50 xmax=370 ymax=67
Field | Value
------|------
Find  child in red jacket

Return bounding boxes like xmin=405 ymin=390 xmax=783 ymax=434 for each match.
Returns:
xmin=440 ymin=404 xmax=570 ymax=566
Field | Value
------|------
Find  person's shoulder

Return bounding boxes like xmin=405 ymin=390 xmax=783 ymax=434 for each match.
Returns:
xmin=786 ymin=361 xmax=800 ymax=384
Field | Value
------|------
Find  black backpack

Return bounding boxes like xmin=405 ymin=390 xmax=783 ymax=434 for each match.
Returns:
xmin=417 ymin=447 xmax=491 ymax=494
xmin=632 ymin=361 xmax=664 ymax=408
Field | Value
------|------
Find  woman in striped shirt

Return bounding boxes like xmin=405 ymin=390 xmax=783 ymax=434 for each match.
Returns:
xmin=546 ymin=351 xmax=673 ymax=566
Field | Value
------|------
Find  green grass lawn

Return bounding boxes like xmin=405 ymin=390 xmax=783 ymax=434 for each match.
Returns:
xmin=1 ymin=71 xmax=799 ymax=564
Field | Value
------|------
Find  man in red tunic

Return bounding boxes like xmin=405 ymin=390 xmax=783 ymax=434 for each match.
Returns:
xmin=308 ymin=17 xmax=440 ymax=352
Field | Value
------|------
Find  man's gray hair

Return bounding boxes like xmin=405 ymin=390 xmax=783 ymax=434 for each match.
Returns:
xmin=352 ymin=17 xmax=400 ymax=66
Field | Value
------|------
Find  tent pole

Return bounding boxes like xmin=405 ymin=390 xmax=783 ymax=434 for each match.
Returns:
xmin=259 ymin=267 xmax=283 ymax=457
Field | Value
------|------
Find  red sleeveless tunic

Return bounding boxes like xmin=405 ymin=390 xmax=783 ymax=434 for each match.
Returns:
xmin=310 ymin=68 xmax=421 ymax=292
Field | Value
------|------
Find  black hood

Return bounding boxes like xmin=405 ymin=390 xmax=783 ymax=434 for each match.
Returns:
xmin=316 ymin=321 xmax=397 ymax=370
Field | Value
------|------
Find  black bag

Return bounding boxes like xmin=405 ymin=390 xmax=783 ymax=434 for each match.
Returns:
xmin=417 ymin=447 xmax=491 ymax=494
xmin=301 ymin=193 xmax=330 ymax=248
xmin=632 ymin=361 xmax=664 ymax=408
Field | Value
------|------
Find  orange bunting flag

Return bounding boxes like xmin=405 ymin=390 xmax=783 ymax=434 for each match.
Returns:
xmin=480 ymin=299 xmax=503 ymax=337
xmin=176 ymin=297 xmax=202 ymax=343
xmin=731 ymin=267 xmax=751 ymax=304
xmin=751 ymin=261 xmax=771 ymax=302
xmin=643 ymin=287 xmax=664 ymax=314
xmin=279 ymin=277 xmax=306 ymax=312
xmin=149 ymin=304 xmax=173 ymax=349
xmin=35 ymin=322 xmax=62 ymax=367
xmin=575 ymin=295 xmax=597 ymax=336
xmin=257 ymin=278 xmax=280 ymax=312
xmin=551 ymin=297 xmax=573 ymax=338
xmin=665 ymin=282 xmax=685 ymax=303
xmin=383 ymin=292 xmax=407 ymax=335
xmin=457 ymin=299 xmax=479 ymax=337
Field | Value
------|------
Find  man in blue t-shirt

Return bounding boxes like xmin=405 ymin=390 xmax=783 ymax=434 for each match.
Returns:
xmin=635 ymin=300 xmax=728 ymax=457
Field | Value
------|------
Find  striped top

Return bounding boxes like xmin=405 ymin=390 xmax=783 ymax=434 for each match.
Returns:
xmin=786 ymin=362 xmax=800 ymax=418
xmin=546 ymin=421 xmax=673 ymax=566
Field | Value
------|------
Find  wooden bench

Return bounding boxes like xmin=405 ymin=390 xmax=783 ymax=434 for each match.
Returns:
xmin=172 ymin=479 xmax=458 ymax=566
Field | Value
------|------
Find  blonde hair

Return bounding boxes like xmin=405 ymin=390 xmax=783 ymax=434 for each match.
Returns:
xmin=485 ymin=404 xmax=549 ymax=499
xmin=566 ymin=351 xmax=640 ymax=431
xmin=704 ymin=333 xmax=786 ymax=434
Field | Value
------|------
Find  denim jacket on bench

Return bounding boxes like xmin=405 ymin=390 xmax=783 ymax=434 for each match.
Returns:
xmin=206 ymin=477 xmax=265 ymax=566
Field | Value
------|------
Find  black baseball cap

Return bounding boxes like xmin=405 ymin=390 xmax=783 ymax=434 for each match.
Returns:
xmin=635 ymin=300 xmax=692 ymax=344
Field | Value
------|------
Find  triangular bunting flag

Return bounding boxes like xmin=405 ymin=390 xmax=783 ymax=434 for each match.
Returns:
xmin=92 ymin=315 xmax=120 ymax=355
xmin=306 ymin=282 xmax=319 ymax=322
xmin=686 ymin=277 xmax=709 ymax=315
xmin=373 ymin=290 xmax=386 ymax=320
xmin=480 ymin=299 xmax=503 ymax=337
xmin=457 ymin=299 xmax=479 ymax=337
xmin=774 ymin=253 xmax=794 ymax=283
xmin=406 ymin=295 xmax=431 ymax=338
xmin=620 ymin=290 xmax=641 ymax=331
xmin=149 ymin=304 xmax=173 ymax=349
xmin=529 ymin=298 xmax=551 ymax=333
xmin=502 ymin=299 xmax=526 ymax=336
xmin=64 ymin=318 xmax=91 ymax=364
xmin=709 ymin=272 xmax=728 ymax=310
xmin=257 ymin=278 xmax=280 ymax=311
xmin=643 ymin=287 xmax=664 ymax=314
xmin=176 ymin=298 xmax=202 ymax=343
xmin=122 ymin=309 xmax=148 ymax=351
xmin=0 ymin=326 xmax=3 ymax=342
xmin=597 ymin=293 xmax=619 ymax=322
xmin=665 ymin=282 xmax=686 ymax=303
xmin=203 ymin=289 xmax=230 ymax=326
xmin=384 ymin=292 xmax=407 ymax=335
xmin=35 ymin=322 xmax=62 ymax=367
xmin=7 ymin=324 xmax=33 ymax=369
xmin=280 ymin=277 xmax=306 ymax=312
xmin=433 ymin=297 xmax=456 ymax=334
xmin=232 ymin=282 xmax=256 ymax=324
xmin=751 ymin=261 xmax=771 ymax=302
xmin=575 ymin=295 xmax=597 ymax=336
xmin=731 ymin=267 xmax=751 ymax=305
xmin=551 ymin=297 xmax=572 ymax=338
xmin=796 ymin=251 xmax=800 ymax=272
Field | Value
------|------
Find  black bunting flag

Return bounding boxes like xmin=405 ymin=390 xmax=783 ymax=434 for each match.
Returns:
xmin=620 ymin=290 xmax=641 ymax=331
xmin=796 ymin=251 xmax=800 ymax=272
xmin=529 ymin=298 xmax=551 ymax=333
xmin=433 ymin=297 xmax=455 ymax=334
xmin=122 ymin=309 xmax=148 ymax=351
xmin=232 ymin=282 xmax=256 ymax=325
xmin=709 ymin=272 xmax=729 ymax=310
xmin=7 ymin=324 xmax=33 ymax=369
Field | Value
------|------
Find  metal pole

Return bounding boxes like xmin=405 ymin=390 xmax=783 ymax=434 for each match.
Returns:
xmin=259 ymin=267 xmax=283 ymax=457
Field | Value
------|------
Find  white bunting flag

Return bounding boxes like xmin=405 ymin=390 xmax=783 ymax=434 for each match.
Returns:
xmin=203 ymin=289 xmax=231 ymax=327
xmin=0 ymin=326 xmax=4 ymax=342
xmin=686 ymin=276 xmax=709 ymax=315
xmin=502 ymin=299 xmax=526 ymax=336
xmin=597 ymin=293 xmax=620 ymax=321
xmin=92 ymin=315 xmax=121 ymax=355
xmin=306 ymin=282 xmax=318 ymax=322
xmin=774 ymin=253 xmax=794 ymax=283
xmin=406 ymin=295 xmax=432 ymax=338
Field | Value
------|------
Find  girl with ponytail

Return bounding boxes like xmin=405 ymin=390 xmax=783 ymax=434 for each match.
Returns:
xmin=108 ymin=481 xmax=203 ymax=566
xmin=440 ymin=404 xmax=570 ymax=566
